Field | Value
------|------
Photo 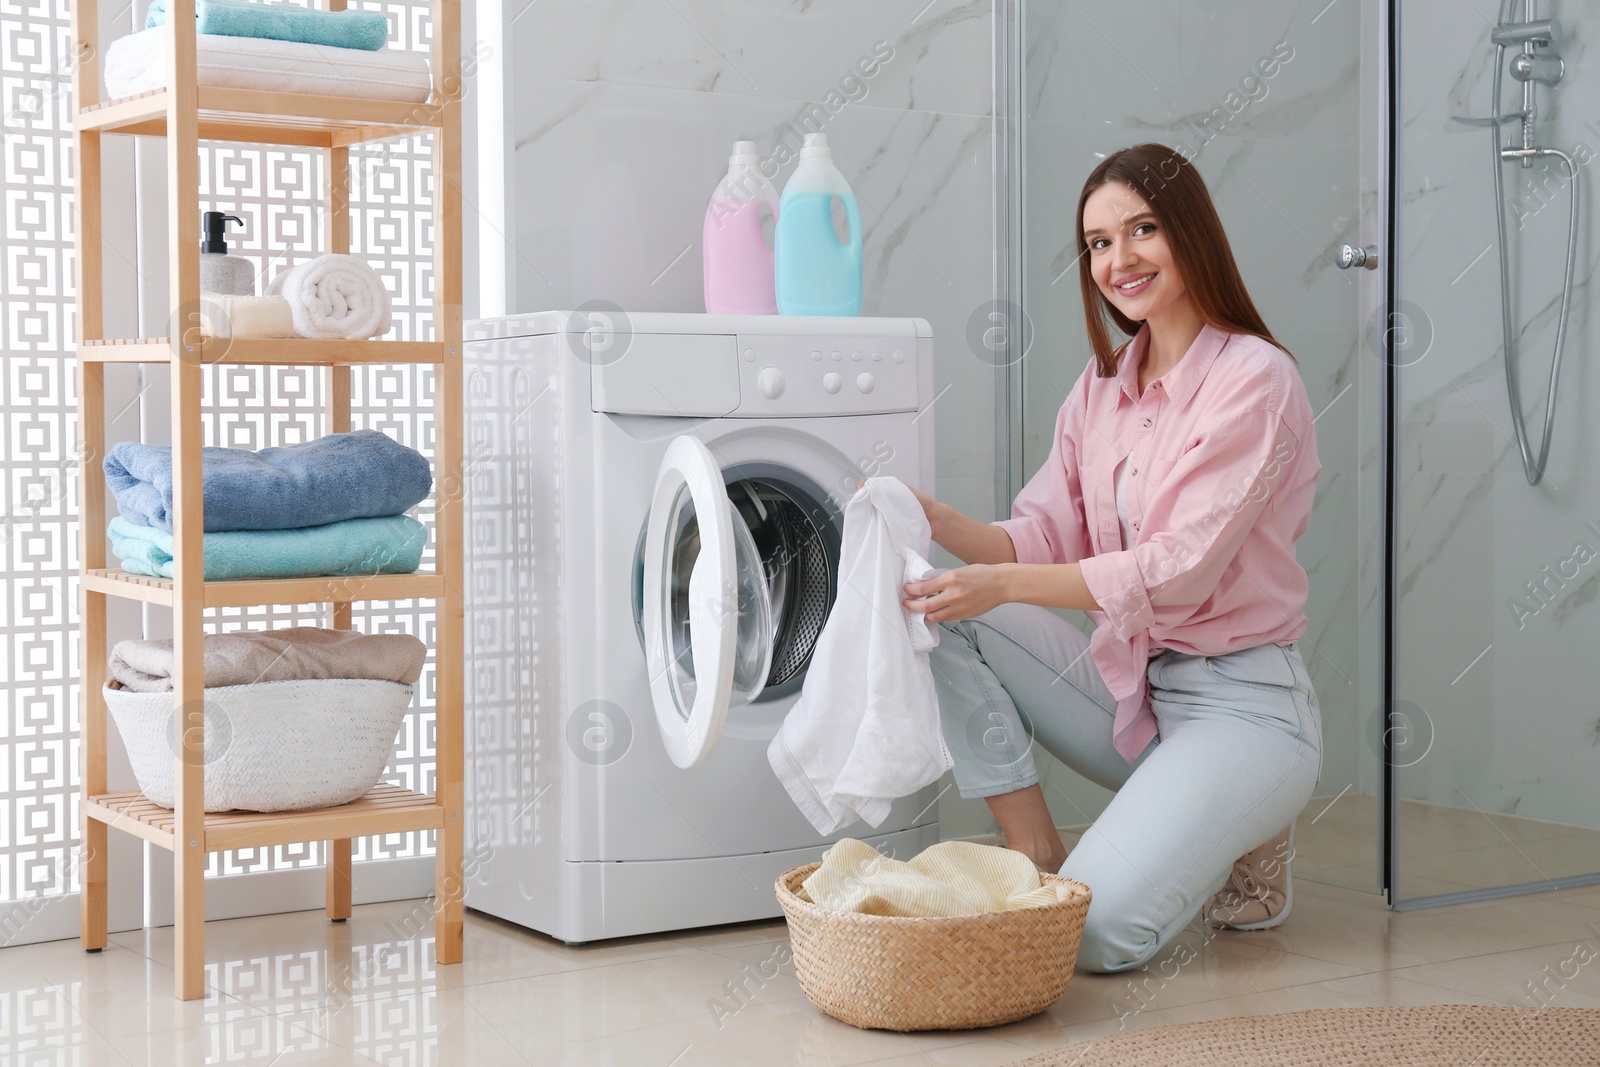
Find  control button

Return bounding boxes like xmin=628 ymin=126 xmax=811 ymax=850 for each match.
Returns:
xmin=743 ymin=347 xmax=755 ymax=363
xmin=856 ymin=372 xmax=875 ymax=394
xmin=822 ymin=372 xmax=842 ymax=394
xmin=1141 ymin=417 xmax=1151 ymax=427
xmin=870 ymin=351 xmax=882 ymax=361
xmin=758 ymin=366 xmax=786 ymax=399
xmin=892 ymin=350 xmax=905 ymax=363
xmin=830 ymin=350 xmax=843 ymax=361
xmin=810 ymin=350 xmax=823 ymax=361
xmin=850 ymin=350 xmax=863 ymax=361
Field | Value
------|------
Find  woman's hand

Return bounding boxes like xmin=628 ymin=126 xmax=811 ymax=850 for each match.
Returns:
xmin=903 ymin=564 xmax=1012 ymax=623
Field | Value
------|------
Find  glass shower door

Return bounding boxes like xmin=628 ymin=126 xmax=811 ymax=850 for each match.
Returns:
xmin=1015 ymin=0 xmax=1384 ymax=895
xmin=1390 ymin=0 xmax=1600 ymax=905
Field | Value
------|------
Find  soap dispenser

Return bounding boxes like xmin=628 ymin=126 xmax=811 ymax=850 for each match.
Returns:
xmin=199 ymin=211 xmax=255 ymax=296
xmin=774 ymin=133 xmax=863 ymax=317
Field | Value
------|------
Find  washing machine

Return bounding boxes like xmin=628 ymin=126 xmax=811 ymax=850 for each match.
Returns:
xmin=462 ymin=311 xmax=942 ymax=943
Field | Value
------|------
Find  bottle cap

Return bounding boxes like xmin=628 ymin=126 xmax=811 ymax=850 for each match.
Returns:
xmin=800 ymin=133 xmax=832 ymax=160
xmin=729 ymin=139 xmax=760 ymax=167
xmin=201 ymin=211 xmax=244 ymax=255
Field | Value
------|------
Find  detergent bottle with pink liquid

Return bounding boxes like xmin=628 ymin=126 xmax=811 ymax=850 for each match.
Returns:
xmin=702 ymin=140 xmax=780 ymax=315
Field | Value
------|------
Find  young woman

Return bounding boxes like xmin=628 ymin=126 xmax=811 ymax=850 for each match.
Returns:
xmin=902 ymin=142 xmax=1323 ymax=974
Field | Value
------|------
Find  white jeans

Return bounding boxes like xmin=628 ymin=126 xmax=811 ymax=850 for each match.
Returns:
xmin=928 ymin=603 xmax=1323 ymax=972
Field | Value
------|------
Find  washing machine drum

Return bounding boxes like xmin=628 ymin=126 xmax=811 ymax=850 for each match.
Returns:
xmin=633 ymin=445 xmax=841 ymax=765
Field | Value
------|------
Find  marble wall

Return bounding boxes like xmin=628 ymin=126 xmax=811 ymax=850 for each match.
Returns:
xmin=498 ymin=0 xmax=1002 ymax=526
xmin=1391 ymin=0 xmax=1600 ymax=835
xmin=1012 ymin=0 xmax=1384 ymax=852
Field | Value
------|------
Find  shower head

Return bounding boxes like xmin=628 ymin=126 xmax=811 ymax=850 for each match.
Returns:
xmin=1491 ymin=18 xmax=1560 ymax=46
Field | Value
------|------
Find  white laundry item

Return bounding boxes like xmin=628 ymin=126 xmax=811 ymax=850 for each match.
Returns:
xmin=767 ymin=476 xmax=953 ymax=835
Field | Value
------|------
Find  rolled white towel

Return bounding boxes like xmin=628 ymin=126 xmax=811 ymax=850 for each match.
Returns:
xmin=266 ymin=255 xmax=392 ymax=340
xmin=197 ymin=293 xmax=296 ymax=338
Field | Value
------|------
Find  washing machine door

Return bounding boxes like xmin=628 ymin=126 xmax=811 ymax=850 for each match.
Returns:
xmin=643 ymin=435 xmax=775 ymax=768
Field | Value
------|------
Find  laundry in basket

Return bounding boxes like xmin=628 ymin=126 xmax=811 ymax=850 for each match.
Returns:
xmin=802 ymin=838 xmax=1077 ymax=917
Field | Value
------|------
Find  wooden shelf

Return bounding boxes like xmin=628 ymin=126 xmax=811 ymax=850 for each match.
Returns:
xmin=75 ymin=0 xmax=465 ymax=1000
xmin=85 ymin=784 xmax=446 ymax=853
xmin=82 ymin=568 xmax=447 ymax=608
xmin=81 ymin=338 xmax=448 ymax=365
xmin=77 ymin=87 xmax=441 ymax=146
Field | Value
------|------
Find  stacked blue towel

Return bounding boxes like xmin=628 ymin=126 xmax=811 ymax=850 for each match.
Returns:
xmin=145 ymin=0 xmax=390 ymax=52
xmin=106 ymin=429 xmax=431 ymax=533
xmin=105 ymin=430 xmax=432 ymax=582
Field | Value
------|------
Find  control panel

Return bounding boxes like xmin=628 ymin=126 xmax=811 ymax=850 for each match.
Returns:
xmin=732 ymin=334 xmax=918 ymax=417
xmin=590 ymin=330 xmax=921 ymax=417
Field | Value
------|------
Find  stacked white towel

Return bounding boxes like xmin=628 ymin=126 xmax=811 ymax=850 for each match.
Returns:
xmin=267 ymin=254 xmax=392 ymax=340
xmin=103 ymin=28 xmax=432 ymax=103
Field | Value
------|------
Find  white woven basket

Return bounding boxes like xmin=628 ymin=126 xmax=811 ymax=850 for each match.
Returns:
xmin=104 ymin=678 xmax=413 ymax=812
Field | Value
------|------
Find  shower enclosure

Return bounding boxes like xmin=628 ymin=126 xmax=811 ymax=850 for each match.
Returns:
xmin=1002 ymin=0 xmax=1600 ymax=908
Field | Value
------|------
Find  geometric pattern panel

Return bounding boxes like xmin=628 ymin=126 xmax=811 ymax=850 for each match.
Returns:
xmin=0 ymin=0 xmax=438 ymax=906
xmin=1 ymin=0 xmax=82 ymax=914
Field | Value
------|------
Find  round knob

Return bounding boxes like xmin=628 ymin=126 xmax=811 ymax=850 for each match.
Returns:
xmin=758 ymin=366 xmax=785 ymax=399
xmin=1336 ymin=244 xmax=1380 ymax=270
xmin=856 ymin=372 xmax=875 ymax=394
xmin=822 ymin=372 xmax=842 ymax=394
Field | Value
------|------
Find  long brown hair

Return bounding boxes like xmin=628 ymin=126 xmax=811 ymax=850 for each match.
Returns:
xmin=1076 ymin=142 xmax=1297 ymax=377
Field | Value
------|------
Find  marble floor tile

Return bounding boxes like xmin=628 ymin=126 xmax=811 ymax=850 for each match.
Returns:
xmin=11 ymin=799 xmax=1600 ymax=1066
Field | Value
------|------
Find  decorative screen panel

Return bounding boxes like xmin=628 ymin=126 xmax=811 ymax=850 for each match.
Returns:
xmin=0 ymin=0 xmax=82 ymax=915
xmin=0 ymin=0 xmax=442 ymax=908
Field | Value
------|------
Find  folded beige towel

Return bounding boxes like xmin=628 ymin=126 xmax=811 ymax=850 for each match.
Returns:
xmin=198 ymin=292 xmax=295 ymax=339
xmin=802 ymin=838 xmax=1076 ymax=917
xmin=108 ymin=627 xmax=426 ymax=692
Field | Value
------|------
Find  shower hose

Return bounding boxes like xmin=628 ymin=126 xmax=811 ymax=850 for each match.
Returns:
xmin=1485 ymin=27 xmax=1580 ymax=486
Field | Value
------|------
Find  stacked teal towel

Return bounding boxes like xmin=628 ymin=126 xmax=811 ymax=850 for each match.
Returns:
xmin=109 ymin=515 xmax=426 ymax=582
xmin=145 ymin=0 xmax=390 ymax=52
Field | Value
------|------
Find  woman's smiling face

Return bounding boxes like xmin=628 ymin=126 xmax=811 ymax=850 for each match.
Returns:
xmin=1082 ymin=181 xmax=1187 ymax=322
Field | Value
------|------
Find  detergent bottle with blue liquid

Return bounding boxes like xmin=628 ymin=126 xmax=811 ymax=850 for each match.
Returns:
xmin=774 ymin=133 xmax=863 ymax=317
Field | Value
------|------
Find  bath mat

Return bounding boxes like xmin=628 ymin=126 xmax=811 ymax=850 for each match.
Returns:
xmin=1006 ymin=1005 xmax=1600 ymax=1066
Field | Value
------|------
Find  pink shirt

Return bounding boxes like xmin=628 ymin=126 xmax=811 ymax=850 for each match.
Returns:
xmin=993 ymin=322 xmax=1320 ymax=762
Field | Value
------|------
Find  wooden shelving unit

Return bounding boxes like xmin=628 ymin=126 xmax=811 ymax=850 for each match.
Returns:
xmin=72 ymin=0 xmax=464 ymax=1001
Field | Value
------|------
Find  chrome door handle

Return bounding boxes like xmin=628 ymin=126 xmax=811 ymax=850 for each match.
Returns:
xmin=1337 ymin=244 xmax=1380 ymax=270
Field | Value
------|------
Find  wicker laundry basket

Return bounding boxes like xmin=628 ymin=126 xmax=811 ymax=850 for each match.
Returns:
xmin=775 ymin=861 xmax=1092 ymax=1031
xmin=104 ymin=678 xmax=413 ymax=813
